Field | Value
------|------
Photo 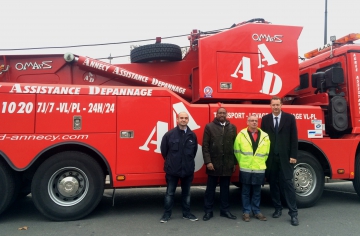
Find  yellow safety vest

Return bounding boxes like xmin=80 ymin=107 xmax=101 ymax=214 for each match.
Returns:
xmin=234 ymin=128 xmax=270 ymax=173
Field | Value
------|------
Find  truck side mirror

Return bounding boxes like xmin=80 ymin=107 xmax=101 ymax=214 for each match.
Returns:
xmin=311 ymin=67 xmax=344 ymax=95
xmin=324 ymin=67 xmax=344 ymax=87
xmin=311 ymin=72 xmax=325 ymax=93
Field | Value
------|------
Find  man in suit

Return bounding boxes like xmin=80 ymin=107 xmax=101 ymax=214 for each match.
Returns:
xmin=260 ymin=96 xmax=299 ymax=226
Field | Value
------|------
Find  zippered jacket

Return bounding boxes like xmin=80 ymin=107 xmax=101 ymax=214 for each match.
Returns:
xmin=161 ymin=126 xmax=198 ymax=177
xmin=202 ymin=119 xmax=237 ymax=176
xmin=234 ymin=128 xmax=270 ymax=172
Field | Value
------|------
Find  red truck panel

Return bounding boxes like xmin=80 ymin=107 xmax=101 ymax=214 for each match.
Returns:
xmin=35 ymin=94 xmax=116 ymax=133
xmin=196 ymin=23 xmax=302 ymax=101
xmin=0 ymin=94 xmax=35 ymax=133
xmin=1 ymin=133 xmax=116 ymax=170
xmin=116 ymin=96 xmax=171 ymax=175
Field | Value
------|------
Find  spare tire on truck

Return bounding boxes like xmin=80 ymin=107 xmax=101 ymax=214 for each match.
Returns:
xmin=130 ymin=43 xmax=182 ymax=63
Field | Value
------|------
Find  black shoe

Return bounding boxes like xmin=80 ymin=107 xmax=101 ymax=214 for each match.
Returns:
xmin=183 ymin=213 xmax=198 ymax=221
xmin=220 ymin=211 xmax=237 ymax=220
xmin=160 ymin=214 xmax=170 ymax=223
xmin=291 ymin=216 xmax=299 ymax=226
xmin=272 ymin=209 xmax=282 ymax=218
xmin=203 ymin=212 xmax=213 ymax=221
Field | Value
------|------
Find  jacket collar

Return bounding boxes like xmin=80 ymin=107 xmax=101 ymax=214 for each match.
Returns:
xmin=176 ymin=125 xmax=192 ymax=134
xmin=213 ymin=118 xmax=229 ymax=126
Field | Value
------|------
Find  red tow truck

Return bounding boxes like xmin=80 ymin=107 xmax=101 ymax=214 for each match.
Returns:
xmin=0 ymin=19 xmax=359 ymax=221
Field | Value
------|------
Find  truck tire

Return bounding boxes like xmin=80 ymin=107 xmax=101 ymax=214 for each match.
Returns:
xmin=31 ymin=151 xmax=104 ymax=221
xmin=0 ymin=160 xmax=18 ymax=215
xmin=293 ymin=150 xmax=324 ymax=208
xmin=130 ymin=43 xmax=182 ymax=63
xmin=352 ymin=153 xmax=360 ymax=196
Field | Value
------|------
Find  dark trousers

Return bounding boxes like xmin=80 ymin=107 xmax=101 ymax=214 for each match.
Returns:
xmin=242 ymin=183 xmax=262 ymax=215
xmin=163 ymin=173 xmax=194 ymax=216
xmin=269 ymin=157 xmax=298 ymax=217
xmin=204 ymin=175 xmax=231 ymax=213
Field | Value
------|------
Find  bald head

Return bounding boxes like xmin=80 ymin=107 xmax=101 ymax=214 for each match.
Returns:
xmin=178 ymin=112 xmax=188 ymax=118
xmin=177 ymin=111 xmax=189 ymax=129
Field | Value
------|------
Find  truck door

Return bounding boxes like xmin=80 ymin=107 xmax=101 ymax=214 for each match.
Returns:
xmin=116 ymin=96 xmax=170 ymax=174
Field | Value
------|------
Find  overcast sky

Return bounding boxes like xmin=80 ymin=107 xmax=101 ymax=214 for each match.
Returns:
xmin=1 ymin=0 xmax=359 ymax=64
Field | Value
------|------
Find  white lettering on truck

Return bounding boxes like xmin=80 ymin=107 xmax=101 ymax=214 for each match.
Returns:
xmin=82 ymin=58 xmax=110 ymax=72
xmin=15 ymin=61 xmax=52 ymax=71
xmin=252 ymin=34 xmax=283 ymax=43
xmin=2 ymin=102 xmax=34 ymax=114
xmin=9 ymin=84 xmax=80 ymax=94
xmin=151 ymin=78 xmax=186 ymax=94
xmin=0 ymin=134 xmax=88 ymax=142
xmin=112 ymin=67 xmax=149 ymax=83
xmin=353 ymin=53 xmax=360 ymax=113
xmin=88 ymin=86 xmax=152 ymax=96
xmin=139 ymin=102 xmax=203 ymax=172
xmin=230 ymin=43 xmax=282 ymax=95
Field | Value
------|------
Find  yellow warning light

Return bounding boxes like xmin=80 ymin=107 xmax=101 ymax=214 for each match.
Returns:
xmin=351 ymin=172 xmax=354 ymax=176
xmin=304 ymin=48 xmax=327 ymax=59
xmin=304 ymin=33 xmax=360 ymax=59
xmin=116 ymin=175 xmax=126 ymax=181
xmin=337 ymin=169 xmax=345 ymax=174
xmin=334 ymin=33 xmax=360 ymax=44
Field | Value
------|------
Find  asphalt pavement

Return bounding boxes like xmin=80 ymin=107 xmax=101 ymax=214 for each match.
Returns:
xmin=0 ymin=181 xmax=359 ymax=236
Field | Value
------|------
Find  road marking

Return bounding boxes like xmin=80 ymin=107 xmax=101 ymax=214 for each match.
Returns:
xmin=325 ymin=181 xmax=352 ymax=184
xmin=324 ymin=189 xmax=357 ymax=195
xmin=195 ymin=186 xmax=221 ymax=193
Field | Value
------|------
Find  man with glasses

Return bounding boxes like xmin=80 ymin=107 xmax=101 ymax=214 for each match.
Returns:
xmin=234 ymin=115 xmax=270 ymax=222
xmin=202 ymin=107 xmax=237 ymax=221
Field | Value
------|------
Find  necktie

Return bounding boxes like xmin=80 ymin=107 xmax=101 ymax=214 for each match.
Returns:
xmin=275 ymin=117 xmax=279 ymax=134
xmin=274 ymin=117 xmax=279 ymax=155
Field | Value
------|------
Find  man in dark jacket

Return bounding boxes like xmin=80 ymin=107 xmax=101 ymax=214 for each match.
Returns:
xmin=160 ymin=111 xmax=198 ymax=223
xmin=261 ymin=96 xmax=299 ymax=226
xmin=202 ymin=107 xmax=237 ymax=221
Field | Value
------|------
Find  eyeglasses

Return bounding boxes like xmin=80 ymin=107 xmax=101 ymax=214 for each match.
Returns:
xmin=247 ymin=120 xmax=258 ymax=122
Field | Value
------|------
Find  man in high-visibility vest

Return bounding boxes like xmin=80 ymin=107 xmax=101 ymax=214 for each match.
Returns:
xmin=234 ymin=115 xmax=270 ymax=222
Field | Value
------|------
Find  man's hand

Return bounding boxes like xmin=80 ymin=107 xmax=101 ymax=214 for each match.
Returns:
xmin=233 ymin=165 xmax=236 ymax=173
xmin=290 ymin=158 xmax=297 ymax=164
xmin=206 ymin=163 xmax=215 ymax=171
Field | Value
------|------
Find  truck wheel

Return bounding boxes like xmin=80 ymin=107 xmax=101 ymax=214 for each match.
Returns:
xmin=293 ymin=150 xmax=324 ymax=208
xmin=31 ymin=151 xmax=104 ymax=221
xmin=0 ymin=160 xmax=18 ymax=215
xmin=130 ymin=43 xmax=182 ymax=63
xmin=352 ymin=154 xmax=360 ymax=196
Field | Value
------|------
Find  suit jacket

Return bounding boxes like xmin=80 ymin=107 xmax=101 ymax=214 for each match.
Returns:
xmin=261 ymin=111 xmax=298 ymax=179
